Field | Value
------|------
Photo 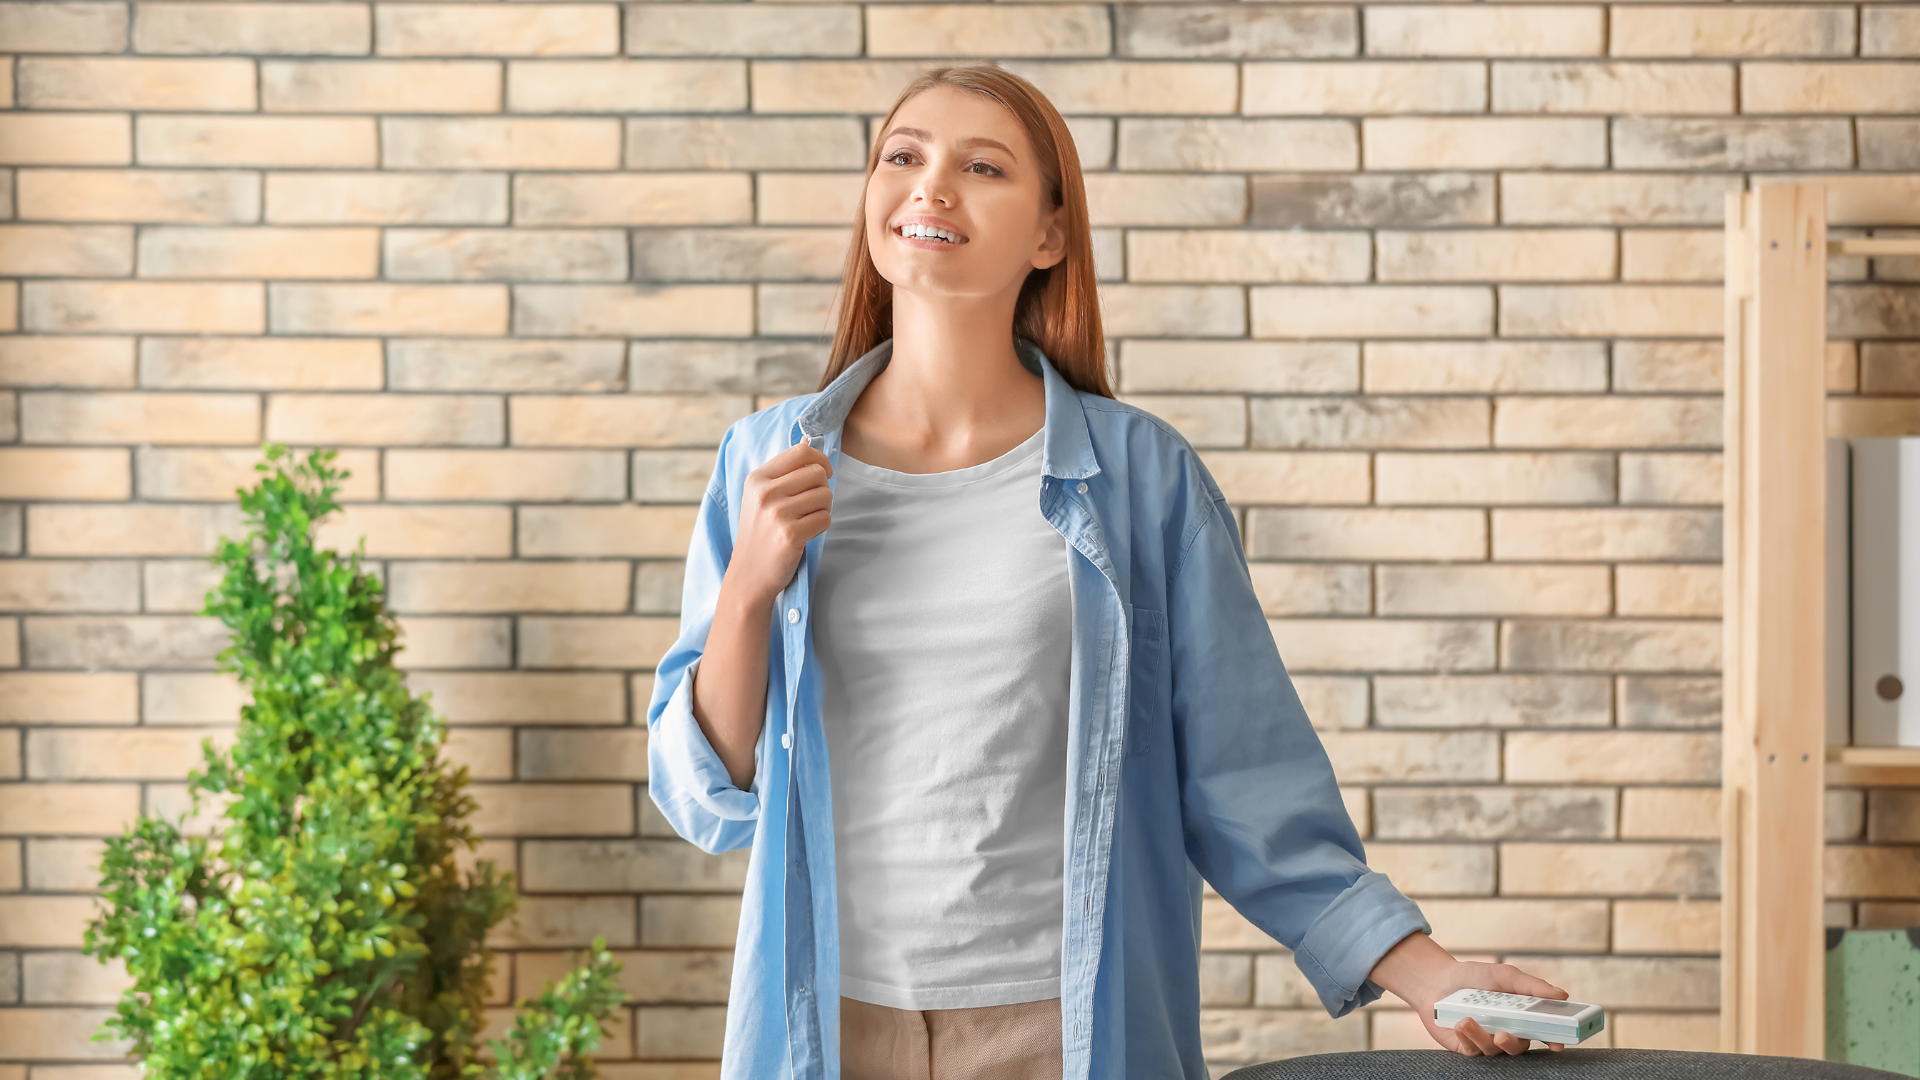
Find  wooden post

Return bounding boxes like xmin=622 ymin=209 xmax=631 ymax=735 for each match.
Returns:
xmin=1720 ymin=182 xmax=1829 ymax=1057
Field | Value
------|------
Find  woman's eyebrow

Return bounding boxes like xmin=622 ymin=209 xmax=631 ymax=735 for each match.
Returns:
xmin=957 ymin=137 xmax=1017 ymax=160
xmin=884 ymin=126 xmax=932 ymax=143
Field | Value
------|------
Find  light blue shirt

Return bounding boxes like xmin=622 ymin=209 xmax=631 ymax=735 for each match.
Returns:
xmin=647 ymin=337 xmax=1431 ymax=1079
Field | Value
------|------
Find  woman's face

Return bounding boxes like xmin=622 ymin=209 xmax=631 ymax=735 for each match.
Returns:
xmin=863 ymin=84 xmax=1068 ymax=304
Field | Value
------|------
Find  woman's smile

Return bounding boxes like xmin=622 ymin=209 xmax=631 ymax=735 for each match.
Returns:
xmin=893 ymin=213 xmax=970 ymax=247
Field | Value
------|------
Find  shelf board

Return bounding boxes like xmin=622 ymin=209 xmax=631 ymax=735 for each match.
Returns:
xmin=1829 ymin=238 xmax=1920 ymax=257
xmin=1829 ymin=397 xmax=1920 ymax=438
xmin=1828 ymin=745 xmax=1920 ymax=785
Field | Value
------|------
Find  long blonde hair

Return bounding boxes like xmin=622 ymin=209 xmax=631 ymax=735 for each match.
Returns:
xmin=820 ymin=65 xmax=1113 ymax=399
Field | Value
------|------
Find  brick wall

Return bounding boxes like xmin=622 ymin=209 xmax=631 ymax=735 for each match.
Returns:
xmin=2 ymin=0 xmax=1918 ymax=1074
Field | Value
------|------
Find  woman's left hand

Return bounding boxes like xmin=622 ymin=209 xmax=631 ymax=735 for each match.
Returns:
xmin=1367 ymin=930 xmax=1570 ymax=1056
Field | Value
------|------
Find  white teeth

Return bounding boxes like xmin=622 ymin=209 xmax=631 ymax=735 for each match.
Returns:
xmin=900 ymin=223 xmax=957 ymax=242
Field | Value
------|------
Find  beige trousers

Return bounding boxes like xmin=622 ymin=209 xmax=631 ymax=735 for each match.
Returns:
xmin=839 ymin=995 xmax=1064 ymax=1080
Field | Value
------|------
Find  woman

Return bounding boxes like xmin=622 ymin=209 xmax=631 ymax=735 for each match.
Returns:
xmin=647 ymin=65 xmax=1574 ymax=1080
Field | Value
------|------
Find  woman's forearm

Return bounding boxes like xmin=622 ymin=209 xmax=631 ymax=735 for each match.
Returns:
xmin=1367 ymin=928 xmax=1453 ymax=1004
xmin=690 ymin=567 xmax=777 ymax=791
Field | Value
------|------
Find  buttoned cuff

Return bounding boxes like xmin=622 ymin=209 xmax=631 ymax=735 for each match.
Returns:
xmin=1293 ymin=871 xmax=1433 ymax=1018
xmin=653 ymin=654 xmax=762 ymax=822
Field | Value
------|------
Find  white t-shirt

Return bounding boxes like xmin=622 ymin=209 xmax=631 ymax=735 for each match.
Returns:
xmin=812 ymin=425 xmax=1073 ymax=1011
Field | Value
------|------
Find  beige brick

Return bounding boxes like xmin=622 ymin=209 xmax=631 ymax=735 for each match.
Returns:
xmin=1378 ymin=565 xmax=1611 ymax=617
xmin=25 ymin=614 xmax=226 ymax=667
xmin=1115 ymin=5 xmax=1352 ymax=59
xmin=1252 ymin=285 xmax=1493 ymax=338
xmin=1122 ymin=341 xmax=1357 ymax=394
xmin=1507 ymin=731 xmax=1720 ymax=783
xmin=260 ymin=59 xmax=500 ymax=112
xmin=27 ymin=726 xmax=232 ymax=780
xmin=389 ymin=562 xmax=627 ymax=614
xmin=1367 ymin=117 xmax=1606 ymax=169
xmin=517 ymin=507 xmax=696 ymax=559
xmin=1377 ymin=452 xmax=1612 ymax=506
xmin=523 ymin=839 xmax=745 ymax=895
xmin=25 ymin=839 xmax=111 ymax=892
xmin=1125 ymin=231 xmax=1367 ymax=284
xmin=1502 ymin=842 xmax=1717 ymax=898
xmin=0 ymin=337 xmax=135 ymax=390
xmin=1251 ymin=508 xmax=1486 ymax=561
xmin=490 ymin=896 xmax=636 ymax=948
xmin=1614 ymin=1013 xmax=1719 ymax=1053
xmin=1424 ymin=899 xmax=1610 ymax=951
xmin=0 ymin=1005 xmax=130 ymax=1057
xmin=509 ymin=59 xmax=744 ymax=112
xmin=1612 ymin=7 xmax=1854 ymax=58
xmin=376 ymin=4 xmax=616 ymax=57
xmin=469 ymin=782 xmax=631 ymax=837
xmin=0 ymin=672 xmax=137 ymax=721
xmin=1097 ymin=285 xmax=1245 ymax=338
xmin=641 ymin=895 xmax=739 ymax=948
xmin=386 ymin=449 xmax=626 ymax=501
xmin=265 ymin=172 xmax=507 ymax=225
xmin=392 ymin=617 xmax=512 ymax=669
xmin=1493 ymin=509 xmax=1720 ymax=561
xmin=409 ymin=672 xmax=623 ymax=724
xmin=1377 ymin=787 xmax=1615 ymax=841
xmin=1865 ymin=7 xmax=1920 ymax=56
xmin=1619 ymin=447 xmax=1729 ymax=503
xmin=382 ymin=118 xmax=620 ymax=170
xmin=19 ymin=57 xmax=255 ymax=111
xmin=1377 ymin=229 xmax=1616 ymax=283
xmin=141 ymin=559 xmax=224 ymax=614
xmin=1619 ymin=117 xmax=1851 ymax=171
xmin=1366 ymin=6 xmax=1602 ymax=57
xmin=142 ymin=672 xmax=247 ymax=724
xmin=1373 ymin=674 xmax=1612 ymax=728
xmin=134 ymin=2 xmax=369 ymax=54
xmin=1200 ymin=1007 xmax=1364 ymax=1063
xmin=516 ymin=947 xmax=731 ymax=1005
xmin=627 ymin=117 xmax=867 ymax=171
xmin=1202 ymin=953 xmax=1253 ymax=1007
xmin=1319 ymin=730 xmax=1500 ymax=783
xmin=754 ymin=284 xmax=830 ymax=338
xmin=1116 ymin=118 xmax=1356 ymax=172
xmin=754 ymin=173 xmax=862 ymax=227
xmin=0 ymin=449 xmax=130 ymax=501
xmin=868 ymin=5 xmax=1107 ymax=57
xmin=1862 ymin=343 xmax=1920 ymax=394
xmin=1363 ymin=342 xmax=1607 ymax=394
xmin=514 ymin=284 xmax=752 ymax=338
xmin=634 ymin=227 xmax=842 ymax=282
xmin=633 ymin=1005 xmax=725 ymax=1059
xmin=312 ymin=506 xmax=512 ymax=559
xmin=516 ymin=173 xmax=752 ymax=227
xmin=1613 ymin=341 xmax=1720 ymax=393
xmin=1615 ymin=899 xmax=1719 ymax=953
xmin=627 ymin=339 xmax=825 ymax=395
xmin=1366 ymin=844 xmax=1496 ymax=896
xmin=1244 ymin=61 xmax=1483 ymax=115
xmin=517 ymin=730 xmax=647 ymax=782
xmin=1866 ymin=790 xmax=1920 ymax=844
xmin=627 ymin=4 xmax=858 ymax=57
xmin=136 ymin=116 xmax=376 ymax=168
xmin=21 ymin=390 xmax=258 ymax=445
xmin=1833 ymin=284 xmax=1920 ymax=338
xmin=1247 ymin=566 xmax=1369 ymax=618
xmin=1617 ymin=565 xmax=1720 ymax=618
xmin=1085 ymin=174 xmax=1245 ymax=228
xmin=519 ymin=616 xmax=677 ymax=669
xmin=134 ymin=447 xmax=380 ymax=501
xmin=512 ymin=395 xmax=743 ymax=449
xmin=139 ymin=337 xmax=382 ymax=390
xmin=1621 ymin=788 xmax=1719 ymax=840
xmin=1502 ymin=284 xmax=1721 ymax=337
xmin=1620 ymin=230 xmax=1723 ymax=283
xmin=27 ymin=504 xmax=240 ymax=557
xmin=1251 ymin=397 xmax=1488 ymax=450
xmin=1192 ymin=452 xmax=1365 ymax=505
xmin=1253 ymin=172 xmax=1494 ymax=229
xmin=1493 ymin=62 xmax=1733 ymax=114
xmin=1495 ymin=397 xmax=1721 ymax=449
xmin=1829 ymin=847 xmax=1920 ymax=900
xmin=1503 ymin=618 xmax=1720 ymax=673
xmin=1743 ymin=62 xmax=1920 ymax=113
xmin=0 ymin=782 xmax=141 ymax=835
xmin=0 ymin=114 xmax=130 ymax=166
xmin=1270 ymin=619 xmax=1495 ymax=674
xmin=16 ymin=168 xmax=256 ymax=224
xmin=387 ymin=228 xmax=627 ymax=282
xmin=137 ymin=226 xmax=378 ymax=279
xmin=388 ymin=339 xmax=625 ymax=391
xmin=0 ymin=225 xmax=131 ymax=277
xmin=1861 ymin=120 xmax=1920 ymax=171
xmin=1619 ymin=675 xmax=1720 ymax=729
xmin=23 ymin=282 xmax=261 ymax=335
xmin=23 ymin=947 xmax=134 ymax=1003
xmin=269 ymin=283 xmax=508 ymax=336
xmin=747 ymin=60 xmax=933 ymax=113
xmin=0 ymin=2 xmax=128 ymax=52
xmin=1502 ymin=172 xmax=1743 ymax=226
xmin=1001 ymin=61 xmax=1237 ymax=115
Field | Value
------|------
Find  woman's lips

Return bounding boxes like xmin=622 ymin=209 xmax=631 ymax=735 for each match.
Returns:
xmin=892 ymin=216 xmax=969 ymax=246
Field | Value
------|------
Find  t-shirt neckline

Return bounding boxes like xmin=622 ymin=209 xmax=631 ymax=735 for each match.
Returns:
xmin=836 ymin=427 xmax=1045 ymax=489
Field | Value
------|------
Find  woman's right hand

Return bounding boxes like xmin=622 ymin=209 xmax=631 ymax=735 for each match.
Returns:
xmin=728 ymin=435 xmax=834 ymax=602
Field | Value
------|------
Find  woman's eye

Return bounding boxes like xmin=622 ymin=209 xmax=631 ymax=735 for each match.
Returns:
xmin=968 ymin=161 xmax=1003 ymax=176
xmin=886 ymin=150 xmax=915 ymax=166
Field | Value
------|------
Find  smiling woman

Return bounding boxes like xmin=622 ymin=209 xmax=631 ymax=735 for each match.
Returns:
xmin=646 ymin=64 xmax=1581 ymax=1080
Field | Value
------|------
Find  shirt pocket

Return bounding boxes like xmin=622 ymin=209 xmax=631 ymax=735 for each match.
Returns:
xmin=1127 ymin=606 xmax=1168 ymax=758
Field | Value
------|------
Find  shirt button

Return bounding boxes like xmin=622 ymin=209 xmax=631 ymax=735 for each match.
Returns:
xmin=781 ymin=732 xmax=792 ymax=749
xmin=787 ymin=608 xmax=800 ymax=623
xmin=1076 ymin=481 xmax=1088 ymax=493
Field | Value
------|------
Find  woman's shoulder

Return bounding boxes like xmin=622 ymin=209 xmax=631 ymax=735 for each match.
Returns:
xmin=1078 ymin=394 xmax=1228 ymax=506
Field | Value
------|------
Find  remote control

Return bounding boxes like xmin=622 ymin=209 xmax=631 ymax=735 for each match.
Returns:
xmin=1433 ymin=988 xmax=1606 ymax=1046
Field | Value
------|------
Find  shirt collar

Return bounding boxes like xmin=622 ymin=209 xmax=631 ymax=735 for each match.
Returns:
xmin=794 ymin=337 xmax=1101 ymax=481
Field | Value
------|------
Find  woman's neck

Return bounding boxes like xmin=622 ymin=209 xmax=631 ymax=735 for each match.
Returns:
xmin=840 ymin=287 xmax=1046 ymax=473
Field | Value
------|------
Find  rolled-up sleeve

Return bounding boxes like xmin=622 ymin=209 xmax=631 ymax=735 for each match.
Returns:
xmin=1167 ymin=462 xmax=1430 ymax=1018
xmin=646 ymin=425 xmax=762 ymax=855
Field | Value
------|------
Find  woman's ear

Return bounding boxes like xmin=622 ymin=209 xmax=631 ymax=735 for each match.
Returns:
xmin=1032 ymin=203 xmax=1068 ymax=271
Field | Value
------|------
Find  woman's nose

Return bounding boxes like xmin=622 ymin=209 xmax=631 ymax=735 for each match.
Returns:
xmin=913 ymin=181 xmax=953 ymax=207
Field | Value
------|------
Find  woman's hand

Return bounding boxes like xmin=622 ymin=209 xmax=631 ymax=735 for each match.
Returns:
xmin=729 ymin=435 xmax=834 ymax=603
xmin=1366 ymin=930 xmax=1571 ymax=1056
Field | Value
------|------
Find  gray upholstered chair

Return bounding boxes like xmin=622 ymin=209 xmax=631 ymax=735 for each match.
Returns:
xmin=1220 ymin=1050 xmax=1909 ymax=1079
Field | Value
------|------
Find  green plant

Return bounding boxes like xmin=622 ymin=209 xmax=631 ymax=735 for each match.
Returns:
xmin=83 ymin=444 xmax=628 ymax=1080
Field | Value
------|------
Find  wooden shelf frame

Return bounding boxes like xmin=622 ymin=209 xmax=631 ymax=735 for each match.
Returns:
xmin=1721 ymin=185 xmax=1920 ymax=1057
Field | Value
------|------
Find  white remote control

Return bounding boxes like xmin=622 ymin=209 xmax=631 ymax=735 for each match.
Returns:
xmin=1433 ymin=988 xmax=1606 ymax=1045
